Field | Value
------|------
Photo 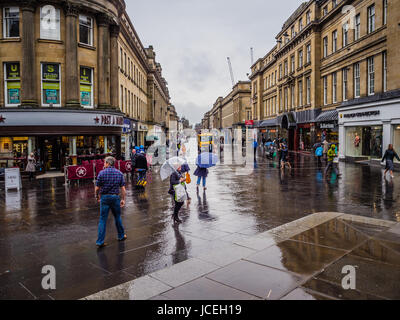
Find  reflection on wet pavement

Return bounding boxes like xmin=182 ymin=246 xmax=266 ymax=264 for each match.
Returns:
xmin=1 ymin=153 xmax=400 ymax=299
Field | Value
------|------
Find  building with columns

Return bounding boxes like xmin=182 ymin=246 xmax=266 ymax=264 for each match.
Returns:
xmin=0 ymin=0 xmax=174 ymax=170
xmin=250 ymin=0 xmax=400 ymax=160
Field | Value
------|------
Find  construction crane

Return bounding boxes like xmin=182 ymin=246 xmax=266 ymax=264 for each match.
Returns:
xmin=227 ymin=57 xmax=235 ymax=87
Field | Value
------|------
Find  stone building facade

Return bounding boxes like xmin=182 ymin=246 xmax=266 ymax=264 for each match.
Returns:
xmin=250 ymin=0 xmax=399 ymax=158
xmin=0 ymin=0 xmax=174 ymax=170
xmin=202 ymin=81 xmax=251 ymax=135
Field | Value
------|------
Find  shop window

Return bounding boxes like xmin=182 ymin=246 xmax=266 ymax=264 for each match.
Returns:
xmin=40 ymin=5 xmax=60 ymax=40
xmin=80 ymin=66 xmax=93 ymax=108
xmin=4 ymin=62 xmax=21 ymax=106
xmin=41 ymin=63 xmax=61 ymax=106
xmin=3 ymin=7 xmax=19 ymax=38
xmin=345 ymin=126 xmax=382 ymax=158
xmin=393 ymin=126 xmax=400 ymax=161
xmin=79 ymin=15 xmax=93 ymax=46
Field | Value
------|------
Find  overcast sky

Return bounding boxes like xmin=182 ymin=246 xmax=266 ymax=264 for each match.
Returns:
xmin=125 ymin=0 xmax=304 ymax=125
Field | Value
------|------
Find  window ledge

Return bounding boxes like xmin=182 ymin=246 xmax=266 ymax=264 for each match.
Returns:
xmin=78 ymin=43 xmax=96 ymax=51
xmin=0 ymin=37 xmax=21 ymax=43
xmin=37 ymin=38 xmax=63 ymax=44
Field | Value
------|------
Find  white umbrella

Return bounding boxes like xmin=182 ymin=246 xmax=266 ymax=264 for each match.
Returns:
xmin=160 ymin=156 xmax=186 ymax=181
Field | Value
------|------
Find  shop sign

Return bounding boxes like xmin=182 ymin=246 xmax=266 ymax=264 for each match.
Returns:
xmin=320 ymin=123 xmax=335 ymax=129
xmin=131 ymin=121 xmax=138 ymax=131
xmin=6 ymin=63 xmax=20 ymax=80
xmin=5 ymin=168 xmax=22 ymax=191
xmin=123 ymin=119 xmax=131 ymax=133
xmin=139 ymin=124 xmax=148 ymax=131
xmin=99 ymin=115 xmax=124 ymax=126
xmin=343 ymin=110 xmax=380 ymax=118
xmin=42 ymin=63 xmax=60 ymax=80
xmin=245 ymin=120 xmax=254 ymax=126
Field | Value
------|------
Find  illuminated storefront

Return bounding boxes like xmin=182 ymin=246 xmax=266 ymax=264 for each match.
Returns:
xmin=338 ymin=91 xmax=400 ymax=161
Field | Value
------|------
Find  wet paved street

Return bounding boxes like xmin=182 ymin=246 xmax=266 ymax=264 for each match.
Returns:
xmin=1 ymin=150 xmax=400 ymax=299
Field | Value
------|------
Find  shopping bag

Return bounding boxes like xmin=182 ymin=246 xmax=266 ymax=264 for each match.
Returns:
xmin=173 ymin=183 xmax=188 ymax=202
xmin=186 ymin=172 xmax=191 ymax=184
xmin=333 ymin=157 xmax=339 ymax=164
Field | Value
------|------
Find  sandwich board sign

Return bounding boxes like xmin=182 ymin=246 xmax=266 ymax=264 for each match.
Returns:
xmin=5 ymin=168 xmax=22 ymax=191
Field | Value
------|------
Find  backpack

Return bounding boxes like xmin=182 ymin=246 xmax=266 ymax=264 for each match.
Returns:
xmin=315 ymin=147 xmax=323 ymax=157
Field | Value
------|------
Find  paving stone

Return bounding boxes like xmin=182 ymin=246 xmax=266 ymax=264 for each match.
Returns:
xmin=149 ymin=258 xmax=220 ymax=288
xmin=349 ymin=239 xmax=400 ymax=266
xmin=280 ymin=287 xmax=334 ymax=300
xmin=128 ymin=275 xmax=173 ymax=300
xmin=206 ymin=260 xmax=303 ymax=300
xmin=302 ymin=278 xmax=387 ymax=300
xmin=312 ymin=255 xmax=400 ymax=300
xmin=196 ymin=243 xmax=255 ymax=267
xmin=161 ymin=277 xmax=260 ymax=300
xmin=339 ymin=214 xmax=396 ymax=228
xmin=245 ymin=240 xmax=346 ymax=277
xmin=291 ymin=218 xmax=368 ymax=251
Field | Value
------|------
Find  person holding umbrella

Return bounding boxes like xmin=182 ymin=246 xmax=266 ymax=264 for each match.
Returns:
xmin=194 ymin=166 xmax=208 ymax=190
xmin=160 ymin=156 xmax=188 ymax=224
xmin=194 ymin=152 xmax=218 ymax=190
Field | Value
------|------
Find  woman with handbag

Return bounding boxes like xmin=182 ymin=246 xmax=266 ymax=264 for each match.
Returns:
xmin=25 ymin=152 xmax=36 ymax=181
xmin=168 ymin=166 xmax=187 ymax=224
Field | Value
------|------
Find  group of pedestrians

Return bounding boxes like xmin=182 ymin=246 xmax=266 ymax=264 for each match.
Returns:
xmin=263 ymin=138 xmax=291 ymax=170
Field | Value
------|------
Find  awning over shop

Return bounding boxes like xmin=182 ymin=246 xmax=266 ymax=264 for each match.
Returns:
xmin=315 ymin=110 xmax=338 ymax=122
xmin=259 ymin=119 xmax=278 ymax=127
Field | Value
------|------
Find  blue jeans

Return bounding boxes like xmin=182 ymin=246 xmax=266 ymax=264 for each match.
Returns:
xmin=96 ymin=195 xmax=125 ymax=245
xmin=197 ymin=176 xmax=206 ymax=187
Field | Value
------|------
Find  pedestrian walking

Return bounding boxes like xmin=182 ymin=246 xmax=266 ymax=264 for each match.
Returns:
xmin=324 ymin=144 xmax=340 ymax=177
xmin=194 ymin=165 xmax=208 ymax=190
xmin=315 ymin=145 xmax=323 ymax=167
xmin=25 ymin=152 xmax=36 ymax=181
xmin=280 ymin=141 xmax=291 ymax=170
xmin=323 ymin=139 xmax=329 ymax=162
xmin=253 ymin=139 xmax=258 ymax=160
xmin=168 ymin=166 xmax=186 ymax=224
xmin=382 ymin=144 xmax=400 ymax=179
xmin=95 ymin=156 xmax=127 ymax=248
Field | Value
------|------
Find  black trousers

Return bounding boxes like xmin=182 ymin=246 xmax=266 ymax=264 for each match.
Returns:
xmin=174 ymin=200 xmax=184 ymax=217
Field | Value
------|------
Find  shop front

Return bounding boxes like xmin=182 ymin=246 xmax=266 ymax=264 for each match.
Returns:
xmin=338 ymin=91 xmax=400 ymax=162
xmin=278 ymin=112 xmax=296 ymax=150
xmin=0 ymin=109 xmax=124 ymax=171
xmin=315 ymin=109 xmax=339 ymax=146
xmin=257 ymin=119 xmax=279 ymax=143
xmin=137 ymin=123 xmax=148 ymax=147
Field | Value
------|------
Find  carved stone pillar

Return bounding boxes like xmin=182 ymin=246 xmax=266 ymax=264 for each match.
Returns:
xmin=97 ymin=14 xmax=111 ymax=109
xmin=110 ymin=24 xmax=120 ymax=110
xmin=21 ymin=4 xmax=38 ymax=106
xmin=64 ymin=3 xmax=80 ymax=108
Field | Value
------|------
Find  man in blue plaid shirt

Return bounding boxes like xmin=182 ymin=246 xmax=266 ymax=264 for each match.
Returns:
xmin=95 ymin=156 xmax=127 ymax=247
